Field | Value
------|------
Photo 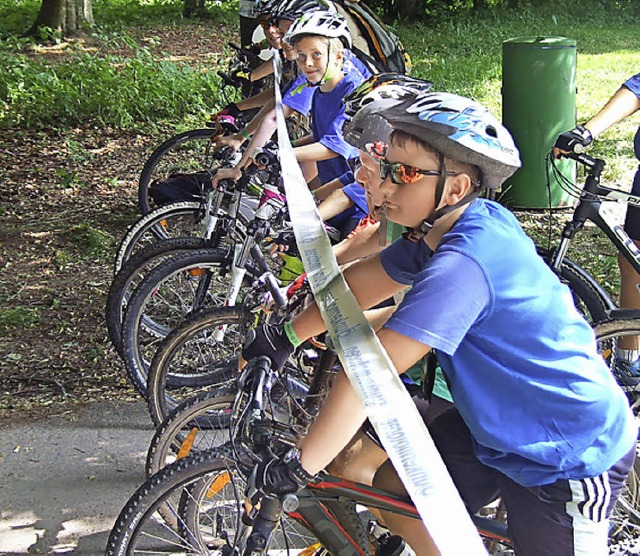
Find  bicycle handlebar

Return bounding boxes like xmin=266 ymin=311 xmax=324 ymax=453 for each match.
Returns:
xmin=555 ymin=149 xmax=602 ymax=170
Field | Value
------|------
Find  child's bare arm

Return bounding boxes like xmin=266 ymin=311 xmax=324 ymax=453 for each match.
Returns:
xmin=294 ymin=142 xmax=339 ymax=163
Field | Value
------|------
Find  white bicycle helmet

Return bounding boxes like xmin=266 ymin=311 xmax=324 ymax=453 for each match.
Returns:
xmin=343 ymin=73 xmax=433 ymax=119
xmin=275 ymin=0 xmax=336 ymax=21
xmin=284 ymin=11 xmax=352 ymax=49
xmin=376 ymin=92 xmax=521 ymax=190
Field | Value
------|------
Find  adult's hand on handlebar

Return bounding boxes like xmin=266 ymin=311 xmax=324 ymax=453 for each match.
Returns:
xmin=552 ymin=124 xmax=593 ymax=159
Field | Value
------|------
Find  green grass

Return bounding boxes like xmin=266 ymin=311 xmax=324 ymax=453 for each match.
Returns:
xmin=0 ymin=306 xmax=42 ymax=331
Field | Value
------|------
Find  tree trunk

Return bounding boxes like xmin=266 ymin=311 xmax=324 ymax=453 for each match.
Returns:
xmin=395 ymin=0 xmax=419 ymax=20
xmin=28 ymin=0 xmax=94 ymax=37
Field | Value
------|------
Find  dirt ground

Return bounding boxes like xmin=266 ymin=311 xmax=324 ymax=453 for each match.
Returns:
xmin=0 ymin=22 xmax=238 ymax=425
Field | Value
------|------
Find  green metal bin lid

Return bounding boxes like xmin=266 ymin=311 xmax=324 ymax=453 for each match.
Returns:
xmin=503 ymin=36 xmax=576 ymax=49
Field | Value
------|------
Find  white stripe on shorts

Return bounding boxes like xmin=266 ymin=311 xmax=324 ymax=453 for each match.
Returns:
xmin=567 ymin=476 xmax=610 ymax=555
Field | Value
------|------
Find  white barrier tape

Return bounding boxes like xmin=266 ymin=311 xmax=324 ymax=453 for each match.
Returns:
xmin=272 ymin=52 xmax=486 ymax=555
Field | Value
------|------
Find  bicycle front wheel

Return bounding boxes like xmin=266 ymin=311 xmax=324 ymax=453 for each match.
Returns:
xmin=593 ymin=312 xmax=640 ymax=550
xmin=106 ymin=237 xmax=206 ymax=355
xmin=538 ymin=247 xmax=613 ymax=324
xmin=146 ymin=306 xmax=247 ymax=426
xmin=120 ymin=248 xmax=242 ymax=396
xmin=106 ymin=448 xmax=324 ymax=555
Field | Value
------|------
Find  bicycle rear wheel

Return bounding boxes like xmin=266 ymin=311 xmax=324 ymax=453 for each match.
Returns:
xmin=138 ymin=128 xmax=229 ymax=215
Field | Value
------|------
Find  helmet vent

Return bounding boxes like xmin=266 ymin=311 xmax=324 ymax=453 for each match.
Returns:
xmin=486 ymin=125 xmax=498 ymax=138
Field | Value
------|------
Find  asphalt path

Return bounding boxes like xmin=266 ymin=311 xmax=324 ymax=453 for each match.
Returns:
xmin=0 ymin=401 xmax=153 ymax=555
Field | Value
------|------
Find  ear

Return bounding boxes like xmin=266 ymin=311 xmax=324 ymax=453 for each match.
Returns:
xmin=333 ymin=48 xmax=345 ymax=63
xmin=443 ymin=173 xmax=474 ymax=205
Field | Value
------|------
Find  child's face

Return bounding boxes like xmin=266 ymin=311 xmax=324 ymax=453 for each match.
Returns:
xmin=261 ymin=17 xmax=284 ymax=48
xmin=294 ymin=36 xmax=339 ymax=83
xmin=379 ymin=138 xmax=441 ymax=228
xmin=355 ymin=150 xmax=385 ymax=219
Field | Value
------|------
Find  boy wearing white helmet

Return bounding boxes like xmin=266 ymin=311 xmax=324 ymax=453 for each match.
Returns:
xmin=243 ymin=90 xmax=637 ymax=555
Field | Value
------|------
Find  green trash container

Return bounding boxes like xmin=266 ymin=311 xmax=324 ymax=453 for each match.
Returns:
xmin=499 ymin=36 xmax=577 ymax=208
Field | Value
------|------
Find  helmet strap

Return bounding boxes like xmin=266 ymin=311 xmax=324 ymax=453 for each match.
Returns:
xmin=403 ymin=155 xmax=481 ymax=243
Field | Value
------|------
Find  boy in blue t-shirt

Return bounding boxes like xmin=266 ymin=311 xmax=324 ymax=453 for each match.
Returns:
xmin=244 ymin=91 xmax=637 ymax=555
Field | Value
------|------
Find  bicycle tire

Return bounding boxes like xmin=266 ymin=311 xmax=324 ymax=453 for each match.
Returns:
xmin=146 ymin=387 xmax=237 ymax=477
xmin=114 ymin=201 xmax=202 ymax=274
xmin=120 ymin=248 xmax=242 ymax=397
xmin=538 ymin=247 xmax=613 ymax=324
xmin=146 ymin=306 xmax=246 ymax=426
xmin=592 ymin=313 xmax=640 ymax=551
xmin=178 ymin=461 xmax=370 ymax=555
xmin=107 ymin=448 xmax=329 ymax=555
xmin=106 ymin=237 xmax=206 ymax=355
xmin=138 ymin=128 xmax=221 ymax=215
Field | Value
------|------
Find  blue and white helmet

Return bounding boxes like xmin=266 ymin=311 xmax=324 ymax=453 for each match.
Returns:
xmin=284 ymin=11 xmax=352 ymax=49
xmin=376 ymin=92 xmax=521 ymax=189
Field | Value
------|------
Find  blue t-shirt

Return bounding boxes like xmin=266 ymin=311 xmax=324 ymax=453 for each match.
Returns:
xmin=623 ymin=73 xmax=640 ymax=161
xmin=380 ymin=199 xmax=637 ymax=487
xmin=283 ymin=50 xmax=371 ymax=117
xmin=342 ymin=182 xmax=369 ymax=214
xmin=311 ymin=71 xmax=364 ymax=185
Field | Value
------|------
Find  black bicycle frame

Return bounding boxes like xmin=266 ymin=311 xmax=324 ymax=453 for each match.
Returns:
xmin=551 ymin=153 xmax=640 ymax=278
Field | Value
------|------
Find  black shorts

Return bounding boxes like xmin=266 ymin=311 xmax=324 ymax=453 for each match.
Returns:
xmin=623 ymin=167 xmax=640 ymax=240
xmin=429 ymin=409 xmax=636 ymax=556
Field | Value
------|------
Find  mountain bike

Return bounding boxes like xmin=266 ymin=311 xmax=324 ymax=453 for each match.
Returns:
xmin=119 ymin=192 xmax=289 ymax=397
xmin=539 ymin=151 xmax=640 ymax=322
xmin=116 ymin=144 xmax=266 ymax=274
xmin=111 ymin=299 xmax=640 ymax=555
xmin=137 ymin=41 xmax=265 ymax=215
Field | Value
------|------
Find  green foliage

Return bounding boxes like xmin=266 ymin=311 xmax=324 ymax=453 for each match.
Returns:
xmin=0 ymin=45 xmax=228 ymax=129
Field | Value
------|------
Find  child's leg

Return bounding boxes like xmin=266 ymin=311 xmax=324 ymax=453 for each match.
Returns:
xmin=373 ymin=408 xmax=499 ymax=554
xmin=499 ymin=444 xmax=635 ymax=556
xmin=374 ymin=460 xmax=440 ymax=556
xmin=326 ymin=429 xmax=387 ymax=485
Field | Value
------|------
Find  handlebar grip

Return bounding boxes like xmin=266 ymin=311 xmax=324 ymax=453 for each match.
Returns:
xmin=266 ymin=274 xmax=287 ymax=308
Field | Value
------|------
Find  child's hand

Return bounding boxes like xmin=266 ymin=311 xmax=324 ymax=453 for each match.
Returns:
xmin=214 ymin=134 xmax=244 ymax=153
xmin=211 ymin=167 xmax=242 ymax=189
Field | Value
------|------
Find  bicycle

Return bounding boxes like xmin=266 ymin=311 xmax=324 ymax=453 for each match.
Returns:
xmin=116 ymin=144 xmax=262 ymax=274
xmin=137 ymin=41 xmax=266 ymax=215
xmin=110 ymin=301 xmax=640 ymax=555
xmin=537 ymin=150 xmax=640 ymax=322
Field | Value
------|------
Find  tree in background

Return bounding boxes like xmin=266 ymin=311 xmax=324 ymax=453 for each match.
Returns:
xmin=27 ymin=0 xmax=94 ymax=36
